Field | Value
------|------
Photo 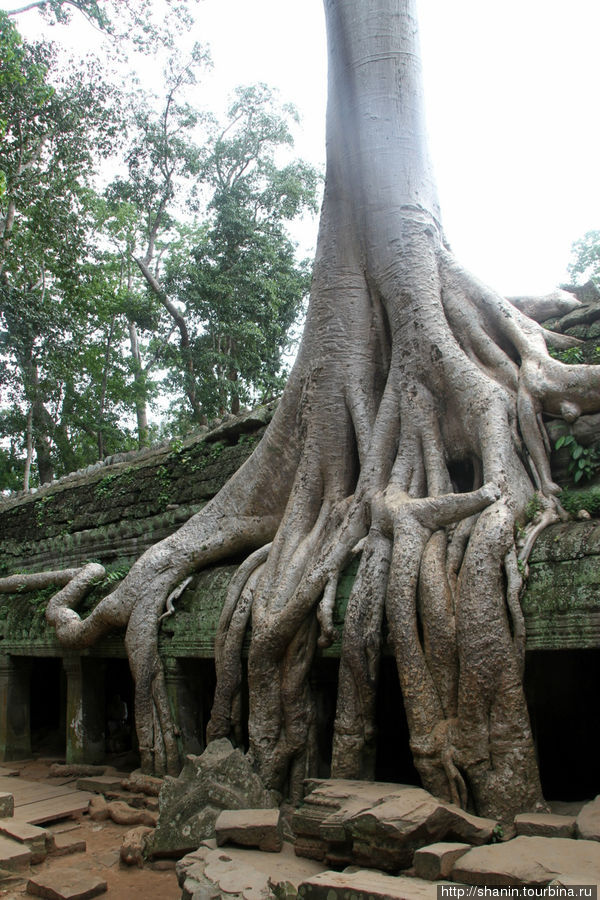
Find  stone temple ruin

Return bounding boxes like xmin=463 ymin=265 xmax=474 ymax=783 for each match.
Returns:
xmin=0 ymin=291 xmax=598 ymax=804
xmin=0 ymin=288 xmax=599 ymax=894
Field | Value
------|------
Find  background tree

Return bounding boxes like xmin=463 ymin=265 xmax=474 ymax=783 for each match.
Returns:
xmin=0 ymin=14 xmax=135 ymax=485
xmin=107 ymin=79 xmax=319 ymax=426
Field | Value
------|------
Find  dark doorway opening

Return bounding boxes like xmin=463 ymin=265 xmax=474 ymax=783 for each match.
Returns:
xmin=104 ymin=658 xmax=136 ymax=764
xmin=525 ymin=648 xmax=600 ymax=801
xmin=30 ymin=657 xmax=65 ymax=756
xmin=375 ymin=656 xmax=421 ymax=786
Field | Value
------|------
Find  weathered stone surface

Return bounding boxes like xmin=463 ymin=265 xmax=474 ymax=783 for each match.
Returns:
xmin=0 ymin=834 xmax=32 ymax=870
xmin=120 ymin=825 xmax=154 ymax=867
xmin=26 ymin=868 xmax=107 ymax=899
xmin=0 ymin=818 xmax=47 ymax=863
xmin=577 ymin=796 xmax=600 ymax=841
xmin=49 ymin=764 xmax=106 ymax=778
xmin=216 ymin=809 xmax=282 ymax=852
xmin=292 ymin=779 xmax=497 ymax=871
xmin=0 ymin=793 xmax=14 ymax=818
xmin=515 ymin=812 xmax=576 ymax=839
xmin=298 ymin=870 xmax=458 ymax=899
xmin=151 ymin=739 xmax=275 ymax=858
xmin=76 ymin=775 xmax=125 ymax=794
xmin=452 ymin=836 xmax=600 ymax=886
xmin=49 ymin=833 xmax=86 ymax=856
xmin=413 ymin=842 xmax=471 ymax=880
xmin=176 ymin=840 xmax=325 ymax=900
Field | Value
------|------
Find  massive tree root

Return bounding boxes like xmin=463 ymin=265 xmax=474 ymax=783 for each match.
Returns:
xmin=3 ymin=0 xmax=599 ymax=820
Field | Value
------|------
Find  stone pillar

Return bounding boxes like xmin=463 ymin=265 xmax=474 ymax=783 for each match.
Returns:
xmin=63 ymin=656 xmax=106 ymax=765
xmin=163 ymin=657 xmax=203 ymax=759
xmin=0 ymin=655 xmax=31 ymax=761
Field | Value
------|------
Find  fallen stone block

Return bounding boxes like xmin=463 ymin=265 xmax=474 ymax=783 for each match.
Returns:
xmin=292 ymin=779 xmax=497 ymax=871
xmin=0 ymin=818 xmax=47 ymax=863
xmin=151 ymin=738 xmax=275 ymax=858
xmin=515 ymin=812 xmax=576 ymax=839
xmin=76 ymin=775 xmax=126 ymax=794
xmin=297 ymin=870 xmax=459 ymax=899
xmin=49 ymin=764 xmax=106 ymax=778
xmin=120 ymin=825 xmax=154 ymax=868
xmin=49 ymin=833 xmax=86 ymax=857
xmin=216 ymin=808 xmax=282 ymax=852
xmin=176 ymin=840 xmax=326 ymax=900
xmin=452 ymin=835 xmax=600 ymax=886
xmin=26 ymin=868 xmax=107 ymax=899
xmin=413 ymin=842 xmax=471 ymax=880
xmin=577 ymin=797 xmax=600 ymax=841
xmin=0 ymin=793 xmax=14 ymax=818
xmin=0 ymin=834 xmax=32 ymax=870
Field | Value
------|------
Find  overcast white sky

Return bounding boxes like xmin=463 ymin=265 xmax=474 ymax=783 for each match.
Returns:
xmin=4 ymin=0 xmax=600 ymax=296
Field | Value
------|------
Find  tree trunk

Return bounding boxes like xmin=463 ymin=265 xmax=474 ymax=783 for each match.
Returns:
xmin=15 ymin=0 xmax=600 ymax=820
xmin=128 ymin=319 xmax=150 ymax=449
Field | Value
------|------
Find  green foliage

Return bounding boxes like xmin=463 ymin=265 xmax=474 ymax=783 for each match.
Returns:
xmin=5 ymin=0 xmax=195 ymax=53
xmin=525 ymin=494 xmax=542 ymax=522
xmin=555 ymin=434 xmax=600 ymax=484
xmin=560 ymin=486 xmax=600 ymax=517
xmin=0 ymin=14 xmax=320 ymax=486
xmin=163 ymin=84 xmax=320 ymax=420
xmin=548 ymin=346 xmax=585 ymax=365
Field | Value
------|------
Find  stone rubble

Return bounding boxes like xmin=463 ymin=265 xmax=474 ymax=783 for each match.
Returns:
xmin=150 ymin=739 xmax=276 ymax=858
xmin=215 ymin=808 xmax=282 ymax=852
xmin=413 ymin=841 xmax=472 ymax=880
xmin=452 ymin=835 xmax=600 ymax=886
xmin=26 ymin=867 xmax=107 ymax=900
xmin=514 ymin=812 xmax=576 ymax=839
xmin=292 ymin=779 xmax=497 ymax=871
xmin=577 ymin=796 xmax=600 ymax=841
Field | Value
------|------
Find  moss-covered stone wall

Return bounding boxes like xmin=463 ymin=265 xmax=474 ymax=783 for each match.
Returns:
xmin=0 ymin=398 xmax=599 ymax=661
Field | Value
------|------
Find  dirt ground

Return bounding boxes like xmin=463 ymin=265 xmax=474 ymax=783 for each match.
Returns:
xmin=0 ymin=760 xmax=180 ymax=900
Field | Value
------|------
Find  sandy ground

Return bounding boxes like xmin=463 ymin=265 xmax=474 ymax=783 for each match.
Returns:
xmin=0 ymin=759 xmax=180 ymax=900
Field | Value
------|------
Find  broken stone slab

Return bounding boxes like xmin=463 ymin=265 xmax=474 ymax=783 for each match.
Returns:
xmin=297 ymin=870 xmax=461 ymax=899
xmin=292 ymin=779 xmax=497 ymax=872
xmin=577 ymin=796 xmax=600 ymax=841
xmin=452 ymin=835 xmax=600 ymax=886
xmin=150 ymin=739 xmax=276 ymax=858
xmin=49 ymin=764 xmax=106 ymax=778
xmin=26 ymin=868 xmax=107 ymax=899
xmin=0 ymin=793 xmax=14 ymax=818
xmin=413 ymin=842 xmax=471 ymax=880
xmin=0 ymin=834 xmax=32 ymax=870
xmin=515 ymin=812 xmax=576 ymax=839
xmin=176 ymin=840 xmax=326 ymax=900
xmin=75 ymin=775 xmax=126 ymax=794
xmin=49 ymin=833 xmax=86 ymax=857
xmin=0 ymin=818 xmax=47 ymax=863
xmin=215 ymin=808 xmax=282 ymax=852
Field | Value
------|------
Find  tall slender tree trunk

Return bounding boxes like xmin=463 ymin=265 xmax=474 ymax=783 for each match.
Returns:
xmin=128 ymin=319 xmax=150 ymax=449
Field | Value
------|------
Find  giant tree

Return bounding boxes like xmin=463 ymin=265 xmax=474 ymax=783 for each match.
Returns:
xmin=6 ymin=0 xmax=600 ymax=822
